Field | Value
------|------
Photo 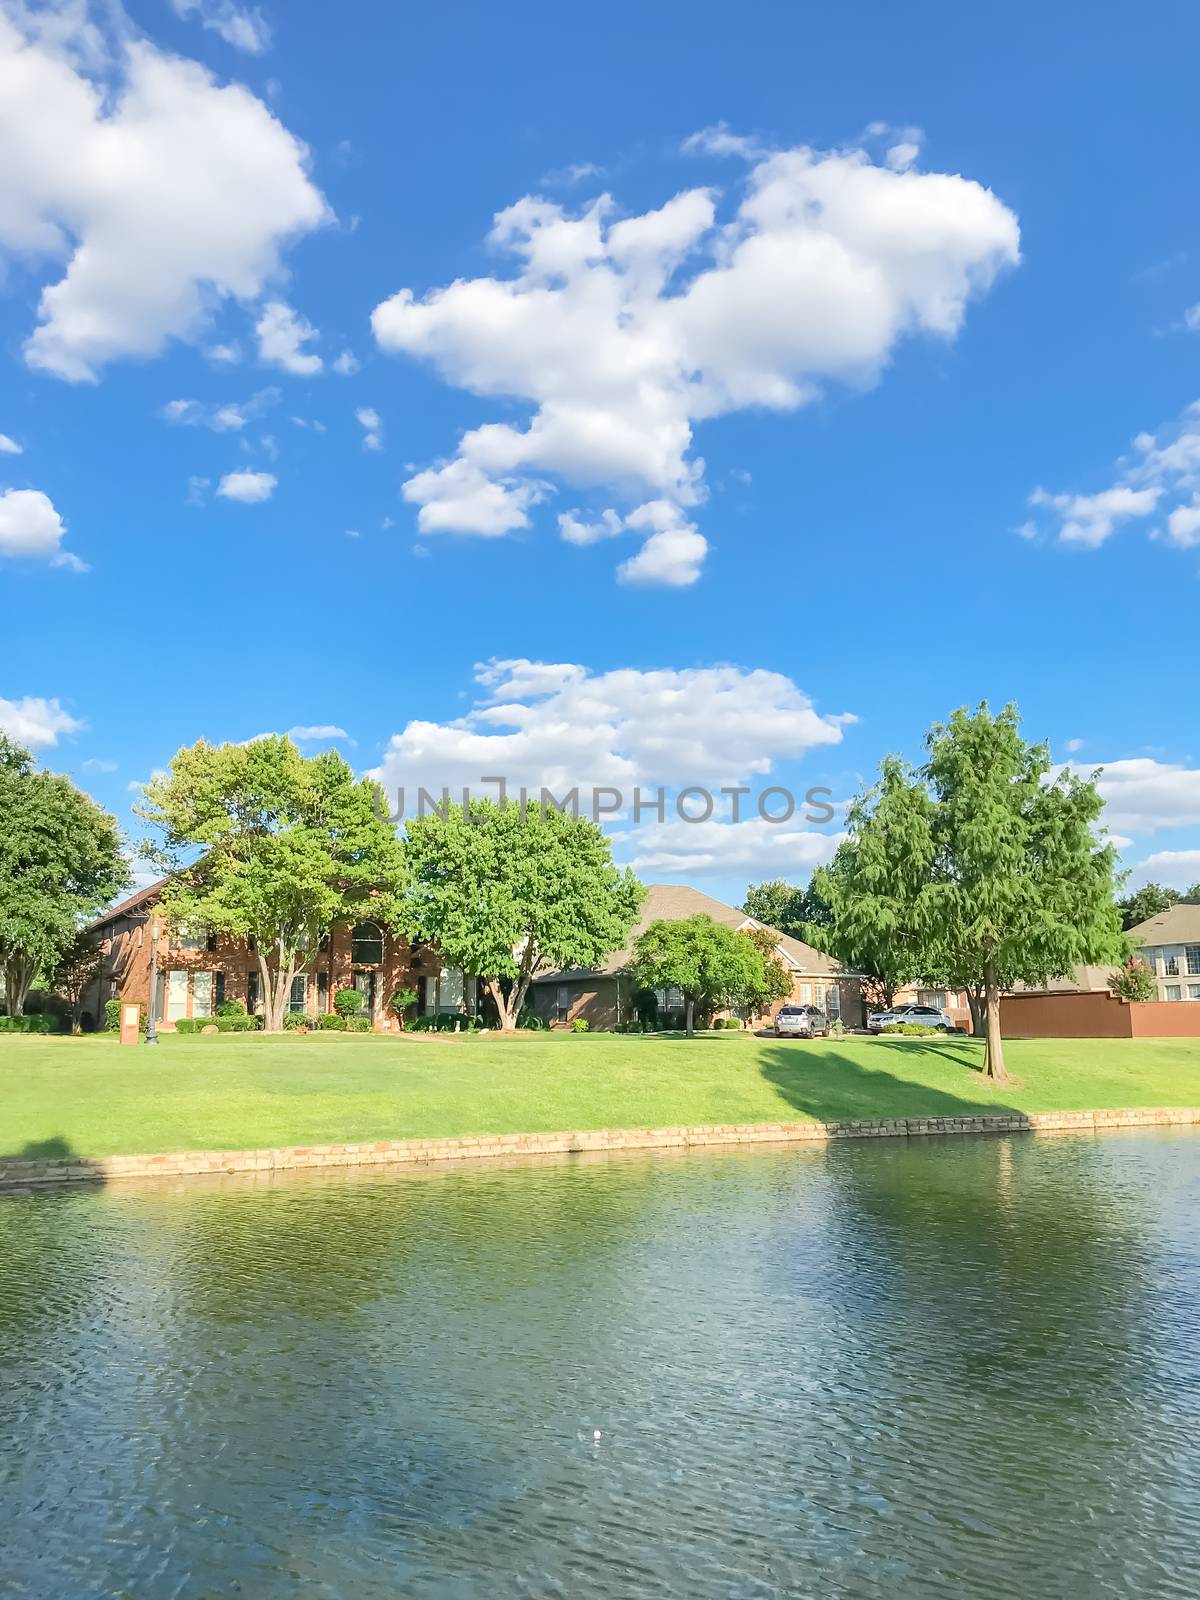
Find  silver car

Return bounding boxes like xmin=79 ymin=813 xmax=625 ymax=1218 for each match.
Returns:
xmin=868 ymin=1003 xmax=956 ymax=1033
xmin=775 ymin=1004 xmax=828 ymax=1038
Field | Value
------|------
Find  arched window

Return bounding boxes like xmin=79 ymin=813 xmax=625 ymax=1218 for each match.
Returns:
xmin=351 ymin=920 xmax=383 ymax=965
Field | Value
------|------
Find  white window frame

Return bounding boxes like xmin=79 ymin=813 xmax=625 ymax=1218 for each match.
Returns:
xmin=193 ymin=971 xmax=214 ymax=1019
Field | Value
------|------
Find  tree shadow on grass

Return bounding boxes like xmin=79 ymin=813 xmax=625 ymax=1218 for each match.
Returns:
xmin=0 ymin=1136 xmax=106 ymax=1199
xmin=758 ymin=1041 xmax=1022 ymax=1124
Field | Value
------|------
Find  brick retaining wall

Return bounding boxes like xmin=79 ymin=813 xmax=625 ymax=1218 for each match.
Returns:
xmin=2 ymin=1107 xmax=1198 ymax=1191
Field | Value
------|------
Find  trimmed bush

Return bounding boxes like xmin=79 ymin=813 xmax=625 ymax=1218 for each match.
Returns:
xmin=571 ymin=1017 xmax=590 ymax=1033
xmin=216 ymin=998 xmax=246 ymax=1017
xmin=172 ymin=1018 xmax=198 ymax=1035
xmin=333 ymin=987 xmax=363 ymax=1019
xmin=880 ymin=1021 xmax=941 ymax=1036
xmin=216 ymin=1014 xmax=261 ymax=1032
xmin=0 ymin=1014 xmax=60 ymax=1033
xmin=317 ymin=1012 xmax=347 ymax=1030
xmin=345 ymin=1015 xmax=372 ymax=1032
xmin=283 ymin=1011 xmax=311 ymax=1030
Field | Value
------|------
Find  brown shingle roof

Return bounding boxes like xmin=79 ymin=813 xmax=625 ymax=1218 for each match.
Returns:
xmin=534 ymin=882 xmax=843 ymax=983
xmin=1126 ymin=903 xmax=1200 ymax=946
xmin=87 ymin=879 xmax=166 ymax=931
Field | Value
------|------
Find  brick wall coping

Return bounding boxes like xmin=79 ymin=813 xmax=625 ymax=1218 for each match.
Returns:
xmin=2 ymin=1107 xmax=1198 ymax=1191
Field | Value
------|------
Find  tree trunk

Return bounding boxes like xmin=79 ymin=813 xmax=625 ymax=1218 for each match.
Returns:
xmin=966 ymin=986 xmax=985 ymax=1040
xmin=486 ymin=977 xmax=518 ymax=1030
xmin=982 ymin=961 xmax=1007 ymax=1080
xmin=685 ymin=996 xmax=695 ymax=1037
xmin=5 ymin=954 xmax=34 ymax=1017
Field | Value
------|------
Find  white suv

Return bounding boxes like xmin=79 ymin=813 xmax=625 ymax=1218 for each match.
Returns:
xmin=868 ymin=1003 xmax=956 ymax=1033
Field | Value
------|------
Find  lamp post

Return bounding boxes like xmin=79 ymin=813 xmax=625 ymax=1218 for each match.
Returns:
xmin=145 ymin=915 xmax=160 ymax=1045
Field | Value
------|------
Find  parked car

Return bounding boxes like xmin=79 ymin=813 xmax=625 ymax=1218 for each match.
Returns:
xmin=775 ymin=1004 xmax=829 ymax=1038
xmin=868 ymin=1003 xmax=956 ymax=1033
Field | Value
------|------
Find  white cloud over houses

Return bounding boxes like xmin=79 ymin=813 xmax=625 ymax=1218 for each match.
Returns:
xmin=1028 ymin=399 xmax=1200 ymax=549
xmin=1129 ymin=849 xmax=1200 ymax=890
xmin=0 ymin=486 xmax=86 ymax=569
xmin=1078 ymin=757 xmax=1200 ymax=836
xmin=256 ymin=301 xmax=323 ymax=375
xmin=0 ymin=694 xmax=85 ymax=748
xmin=0 ymin=8 xmax=327 ymax=380
xmin=372 ymin=136 xmax=1019 ymax=584
xmin=170 ymin=0 xmax=273 ymax=55
xmin=620 ymin=814 xmax=845 ymax=877
xmin=216 ymin=469 xmax=276 ymax=502
xmin=372 ymin=658 xmax=855 ymax=804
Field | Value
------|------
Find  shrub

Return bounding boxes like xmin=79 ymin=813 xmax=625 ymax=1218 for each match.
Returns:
xmin=216 ymin=998 xmax=246 ymax=1017
xmin=716 ymin=1017 xmax=741 ymax=1029
xmin=516 ymin=1007 xmax=547 ymax=1030
xmin=389 ymin=986 xmax=419 ymax=1025
xmin=173 ymin=1018 xmax=198 ymax=1035
xmin=0 ymin=1014 xmax=60 ymax=1033
xmin=571 ymin=1017 xmax=590 ymax=1033
xmin=1109 ymin=959 xmax=1158 ymax=1003
xmin=216 ymin=1014 xmax=261 ymax=1032
xmin=345 ymin=1015 xmax=372 ymax=1031
xmin=318 ymin=1012 xmax=347 ymax=1031
xmin=333 ymin=987 xmax=363 ymax=1019
xmin=283 ymin=1011 xmax=311 ymax=1030
xmin=25 ymin=988 xmax=70 ymax=1019
xmin=880 ymin=1021 xmax=940 ymax=1036
xmin=104 ymin=997 xmax=123 ymax=1031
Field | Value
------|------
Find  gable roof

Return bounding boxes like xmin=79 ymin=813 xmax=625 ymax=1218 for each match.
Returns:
xmin=1126 ymin=902 xmax=1200 ymax=946
xmin=534 ymin=882 xmax=843 ymax=983
xmin=88 ymin=879 xmax=166 ymax=931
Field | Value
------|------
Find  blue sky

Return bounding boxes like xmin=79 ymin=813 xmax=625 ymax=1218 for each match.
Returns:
xmin=3 ymin=0 xmax=1200 ymax=906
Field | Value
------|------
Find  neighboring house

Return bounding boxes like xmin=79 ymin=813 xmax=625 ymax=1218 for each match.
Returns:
xmin=530 ymin=883 xmax=863 ymax=1030
xmin=81 ymin=881 xmax=460 ymax=1029
xmin=1126 ymin=903 xmax=1200 ymax=1001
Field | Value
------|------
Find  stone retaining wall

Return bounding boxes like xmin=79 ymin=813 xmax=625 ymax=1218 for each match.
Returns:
xmin=3 ymin=1107 xmax=1198 ymax=1191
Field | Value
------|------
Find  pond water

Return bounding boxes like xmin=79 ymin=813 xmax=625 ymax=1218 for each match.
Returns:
xmin=1 ymin=1130 xmax=1198 ymax=1599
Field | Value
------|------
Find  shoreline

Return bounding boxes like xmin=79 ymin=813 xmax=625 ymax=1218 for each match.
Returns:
xmin=3 ymin=1105 xmax=1198 ymax=1192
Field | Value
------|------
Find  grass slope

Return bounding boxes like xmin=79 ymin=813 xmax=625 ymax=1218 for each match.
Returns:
xmin=2 ymin=1031 xmax=1199 ymax=1162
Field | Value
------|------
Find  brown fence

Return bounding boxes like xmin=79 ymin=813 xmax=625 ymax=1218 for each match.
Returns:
xmin=1001 ymin=991 xmax=1200 ymax=1039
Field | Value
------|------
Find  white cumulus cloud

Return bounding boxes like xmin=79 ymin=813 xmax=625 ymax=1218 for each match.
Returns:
xmin=372 ymin=137 xmax=1019 ymax=584
xmin=256 ymin=300 xmax=322 ymax=375
xmin=371 ymin=658 xmax=855 ymax=804
xmin=1060 ymin=756 xmax=1200 ymax=837
xmin=216 ymin=469 xmax=276 ymax=502
xmin=0 ymin=433 xmax=21 ymax=454
xmin=1129 ymin=849 xmax=1200 ymax=890
xmin=356 ymin=406 xmax=382 ymax=450
xmin=0 ymin=9 xmax=327 ymax=381
xmin=161 ymin=387 xmax=278 ymax=431
xmin=0 ymin=694 xmax=84 ymax=748
xmin=0 ymin=486 xmax=85 ymax=569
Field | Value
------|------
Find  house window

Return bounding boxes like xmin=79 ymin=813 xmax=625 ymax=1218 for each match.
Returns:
xmin=247 ymin=972 xmax=259 ymax=1014
xmin=1187 ymin=947 xmax=1200 ymax=976
xmin=193 ymin=971 xmax=214 ymax=1019
xmin=288 ymin=974 xmax=308 ymax=1013
xmin=1165 ymin=985 xmax=1182 ymax=1001
xmin=1189 ymin=985 xmax=1200 ymax=1001
xmin=351 ymin=921 xmax=383 ymax=965
xmin=826 ymin=984 xmax=841 ymax=1020
xmin=556 ymin=984 xmax=570 ymax=1024
xmin=175 ymin=925 xmax=209 ymax=953
xmin=1164 ymin=953 xmax=1180 ymax=976
xmin=918 ymin=990 xmax=948 ymax=1009
xmin=215 ymin=972 xmax=225 ymax=1008
xmin=799 ymin=983 xmax=813 ymax=1005
xmin=317 ymin=971 xmax=329 ymax=1011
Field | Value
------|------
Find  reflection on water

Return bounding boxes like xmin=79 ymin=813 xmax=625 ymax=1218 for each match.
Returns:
xmin=1 ymin=1131 xmax=1198 ymax=1598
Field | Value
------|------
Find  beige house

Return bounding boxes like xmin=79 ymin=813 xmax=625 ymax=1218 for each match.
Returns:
xmin=1126 ymin=903 xmax=1200 ymax=1002
xmin=530 ymin=883 xmax=863 ymax=1030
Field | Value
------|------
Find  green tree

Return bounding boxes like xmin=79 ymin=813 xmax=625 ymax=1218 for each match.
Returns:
xmin=740 ymin=925 xmax=795 ymax=1016
xmin=1116 ymin=882 xmax=1180 ymax=930
xmin=807 ymin=758 xmax=935 ymax=1013
xmin=631 ymin=914 xmax=766 ymax=1036
xmin=138 ymin=736 xmax=406 ymax=1032
xmin=742 ymin=876 xmax=833 ymax=942
xmin=401 ymin=800 xmax=643 ymax=1031
xmin=0 ymin=735 xmax=129 ymax=1016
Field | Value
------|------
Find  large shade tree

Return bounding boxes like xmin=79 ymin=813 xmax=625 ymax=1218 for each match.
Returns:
xmin=0 ymin=735 xmax=128 ymax=1016
xmin=631 ymin=914 xmax=769 ymax=1036
xmin=401 ymin=800 xmax=644 ymax=1030
xmin=826 ymin=704 xmax=1124 ymax=1080
xmin=138 ymin=736 xmax=406 ymax=1032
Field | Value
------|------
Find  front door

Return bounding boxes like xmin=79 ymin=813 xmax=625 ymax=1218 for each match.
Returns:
xmin=167 ymin=969 xmax=188 ymax=1022
xmin=353 ymin=970 xmax=376 ymax=1016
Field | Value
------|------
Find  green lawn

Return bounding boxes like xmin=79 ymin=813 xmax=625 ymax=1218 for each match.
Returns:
xmin=3 ymin=1030 xmax=1199 ymax=1161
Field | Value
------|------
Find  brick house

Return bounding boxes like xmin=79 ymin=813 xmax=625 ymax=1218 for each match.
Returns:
xmin=82 ymin=881 xmax=465 ymax=1029
xmin=1125 ymin=902 xmax=1200 ymax=1001
xmin=529 ymin=883 xmax=864 ymax=1030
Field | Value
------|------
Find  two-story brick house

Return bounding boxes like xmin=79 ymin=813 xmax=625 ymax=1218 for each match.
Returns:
xmin=1127 ymin=902 xmax=1200 ymax=1001
xmin=81 ymin=880 xmax=470 ymax=1029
